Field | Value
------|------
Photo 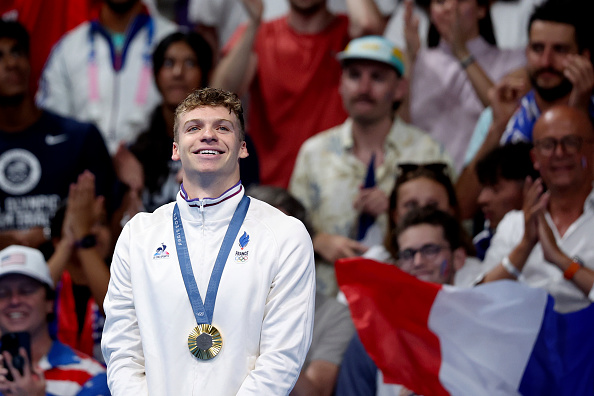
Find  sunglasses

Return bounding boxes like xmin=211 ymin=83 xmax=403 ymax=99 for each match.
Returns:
xmin=397 ymin=162 xmax=449 ymax=177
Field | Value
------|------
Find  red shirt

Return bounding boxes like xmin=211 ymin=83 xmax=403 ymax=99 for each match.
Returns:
xmin=227 ymin=16 xmax=349 ymax=187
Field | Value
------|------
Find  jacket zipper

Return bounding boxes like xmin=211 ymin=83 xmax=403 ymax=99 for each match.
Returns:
xmin=200 ymin=200 xmax=205 ymax=235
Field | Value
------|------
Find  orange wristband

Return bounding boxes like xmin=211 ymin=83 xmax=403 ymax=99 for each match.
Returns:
xmin=563 ymin=261 xmax=581 ymax=280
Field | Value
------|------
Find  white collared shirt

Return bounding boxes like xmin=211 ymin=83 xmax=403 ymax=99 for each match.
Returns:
xmin=481 ymin=187 xmax=594 ymax=313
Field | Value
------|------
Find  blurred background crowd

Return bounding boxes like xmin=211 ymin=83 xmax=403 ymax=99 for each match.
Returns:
xmin=1 ymin=0 xmax=594 ymax=394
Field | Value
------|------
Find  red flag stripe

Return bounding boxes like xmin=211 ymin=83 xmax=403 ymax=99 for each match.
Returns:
xmin=44 ymin=368 xmax=93 ymax=385
xmin=336 ymin=258 xmax=449 ymax=396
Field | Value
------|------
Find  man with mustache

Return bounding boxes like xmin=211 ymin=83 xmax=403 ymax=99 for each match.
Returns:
xmin=455 ymin=0 xmax=591 ymax=219
xmin=500 ymin=0 xmax=593 ymax=144
xmin=289 ymin=36 xmax=451 ymax=296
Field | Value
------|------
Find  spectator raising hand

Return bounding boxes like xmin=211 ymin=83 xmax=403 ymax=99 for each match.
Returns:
xmin=47 ymin=170 xmax=112 ymax=362
xmin=406 ymin=0 xmax=525 ymax=172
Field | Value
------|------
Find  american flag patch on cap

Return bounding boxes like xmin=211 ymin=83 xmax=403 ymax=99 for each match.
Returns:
xmin=1 ymin=253 xmax=26 ymax=266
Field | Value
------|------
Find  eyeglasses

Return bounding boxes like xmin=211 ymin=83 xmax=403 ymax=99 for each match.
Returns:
xmin=533 ymin=136 xmax=593 ymax=156
xmin=397 ymin=243 xmax=449 ymax=265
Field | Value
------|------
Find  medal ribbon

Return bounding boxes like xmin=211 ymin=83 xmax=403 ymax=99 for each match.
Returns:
xmin=173 ymin=195 xmax=250 ymax=325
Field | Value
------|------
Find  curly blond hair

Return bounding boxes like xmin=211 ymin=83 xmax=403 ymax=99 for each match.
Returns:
xmin=173 ymin=87 xmax=245 ymax=142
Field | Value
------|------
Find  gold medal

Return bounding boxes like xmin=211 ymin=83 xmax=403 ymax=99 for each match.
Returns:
xmin=188 ymin=324 xmax=223 ymax=360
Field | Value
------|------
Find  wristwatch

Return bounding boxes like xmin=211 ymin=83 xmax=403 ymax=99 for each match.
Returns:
xmin=75 ymin=234 xmax=97 ymax=249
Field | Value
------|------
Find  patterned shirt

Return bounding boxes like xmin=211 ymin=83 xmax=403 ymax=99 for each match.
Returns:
xmin=289 ymin=117 xmax=452 ymax=244
xmin=0 ymin=341 xmax=109 ymax=396
xmin=500 ymin=90 xmax=594 ymax=144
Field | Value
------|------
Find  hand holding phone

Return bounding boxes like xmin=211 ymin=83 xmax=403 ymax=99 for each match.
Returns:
xmin=0 ymin=332 xmax=31 ymax=382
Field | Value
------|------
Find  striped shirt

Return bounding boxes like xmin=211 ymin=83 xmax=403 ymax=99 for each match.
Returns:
xmin=40 ymin=341 xmax=109 ymax=396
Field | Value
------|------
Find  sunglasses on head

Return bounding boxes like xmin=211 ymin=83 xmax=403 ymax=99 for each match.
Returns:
xmin=397 ymin=162 xmax=449 ymax=178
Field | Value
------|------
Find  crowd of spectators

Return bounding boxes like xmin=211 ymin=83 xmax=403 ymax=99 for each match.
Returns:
xmin=2 ymin=0 xmax=594 ymax=394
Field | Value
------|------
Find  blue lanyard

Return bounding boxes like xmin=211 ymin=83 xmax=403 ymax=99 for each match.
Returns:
xmin=172 ymin=195 xmax=250 ymax=324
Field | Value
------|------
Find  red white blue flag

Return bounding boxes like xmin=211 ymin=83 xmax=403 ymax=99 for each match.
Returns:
xmin=336 ymin=258 xmax=594 ymax=396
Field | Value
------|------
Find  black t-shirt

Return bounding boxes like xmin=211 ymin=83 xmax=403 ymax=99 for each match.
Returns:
xmin=0 ymin=110 xmax=116 ymax=231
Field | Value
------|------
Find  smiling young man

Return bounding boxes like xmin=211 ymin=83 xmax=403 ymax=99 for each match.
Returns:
xmin=102 ymin=87 xmax=316 ymax=395
xmin=481 ymin=105 xmax=594 ymax=313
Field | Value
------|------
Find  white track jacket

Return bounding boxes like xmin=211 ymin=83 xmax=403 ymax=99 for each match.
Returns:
xmin=102 ymin=184 xmax=316 ymax=395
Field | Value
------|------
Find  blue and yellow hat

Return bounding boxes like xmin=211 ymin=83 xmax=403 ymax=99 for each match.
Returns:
xmin=337 ymin=35 xmax=405 ymax=76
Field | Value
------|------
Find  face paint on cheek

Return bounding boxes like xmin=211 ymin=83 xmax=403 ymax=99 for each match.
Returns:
xmin=440 ymin=259 xmax=449 ymax=277
xmin=582 ymin=156 xmax=587 ymax=169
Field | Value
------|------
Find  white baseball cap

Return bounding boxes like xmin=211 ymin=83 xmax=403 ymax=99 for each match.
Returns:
xmin=337 ymin=35 xmax=405 ymax=76
xmin=0 ymin=245 xmax=53 ymax=288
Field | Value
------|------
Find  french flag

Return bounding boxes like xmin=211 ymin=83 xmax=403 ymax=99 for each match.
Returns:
xmin=336 ymin=258 xmax=594 ymax=396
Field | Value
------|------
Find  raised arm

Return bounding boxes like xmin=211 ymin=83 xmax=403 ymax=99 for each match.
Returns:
xmin=565 ymin=53 xmax=594 ymax=113
xmin=448 ymin=4 xmax=493 ymax=107
xmin=210 ymin=0 xmax=262 ymax=94
xmin=48 ymin=171 xmax=111 ymax=312
xmin=456 ymin=71 xmax=527 ymax=219
xmin=67 ymin=171 xmax=111 ymax=310
xmin=345 ymin=0 xmax=386 ymax=38
xmin=398 ymin=0 xmax=420 ymax=123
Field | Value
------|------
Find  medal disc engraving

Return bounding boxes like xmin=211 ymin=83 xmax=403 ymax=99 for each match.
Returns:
xmin=188 ymin=324 xmax=222 ymax=360
xmin=196 ymin=333 xmax=213 ymax=350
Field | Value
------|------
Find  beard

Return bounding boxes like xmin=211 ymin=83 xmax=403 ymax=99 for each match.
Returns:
xmin=289 ymin=0 xmax=326 ymax=16
xmin=104 ymin=0 xmax=140 ymax=14
xmin=529 ymin=68 xmax=574 ymax=102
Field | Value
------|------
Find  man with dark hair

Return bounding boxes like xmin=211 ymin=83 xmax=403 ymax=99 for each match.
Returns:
xmin=289 ymin=35 xmax=450 ymax=295
xmin=102 ymin=87 xmax=315 ymax=395
xmin=0 ymin=20 xmax=116 ymax=252
xmin=500 ymin=0 xmax=594 ymax=144
xmin=473 ymin=142 xmax=538 ymax=259
xmin=336 ymin=207 xmax=468 ymax=396
xmin=0 ymin=245 xmax=109 ymax=395
xmin=456 ymin=0 xmax=593 ymax=219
